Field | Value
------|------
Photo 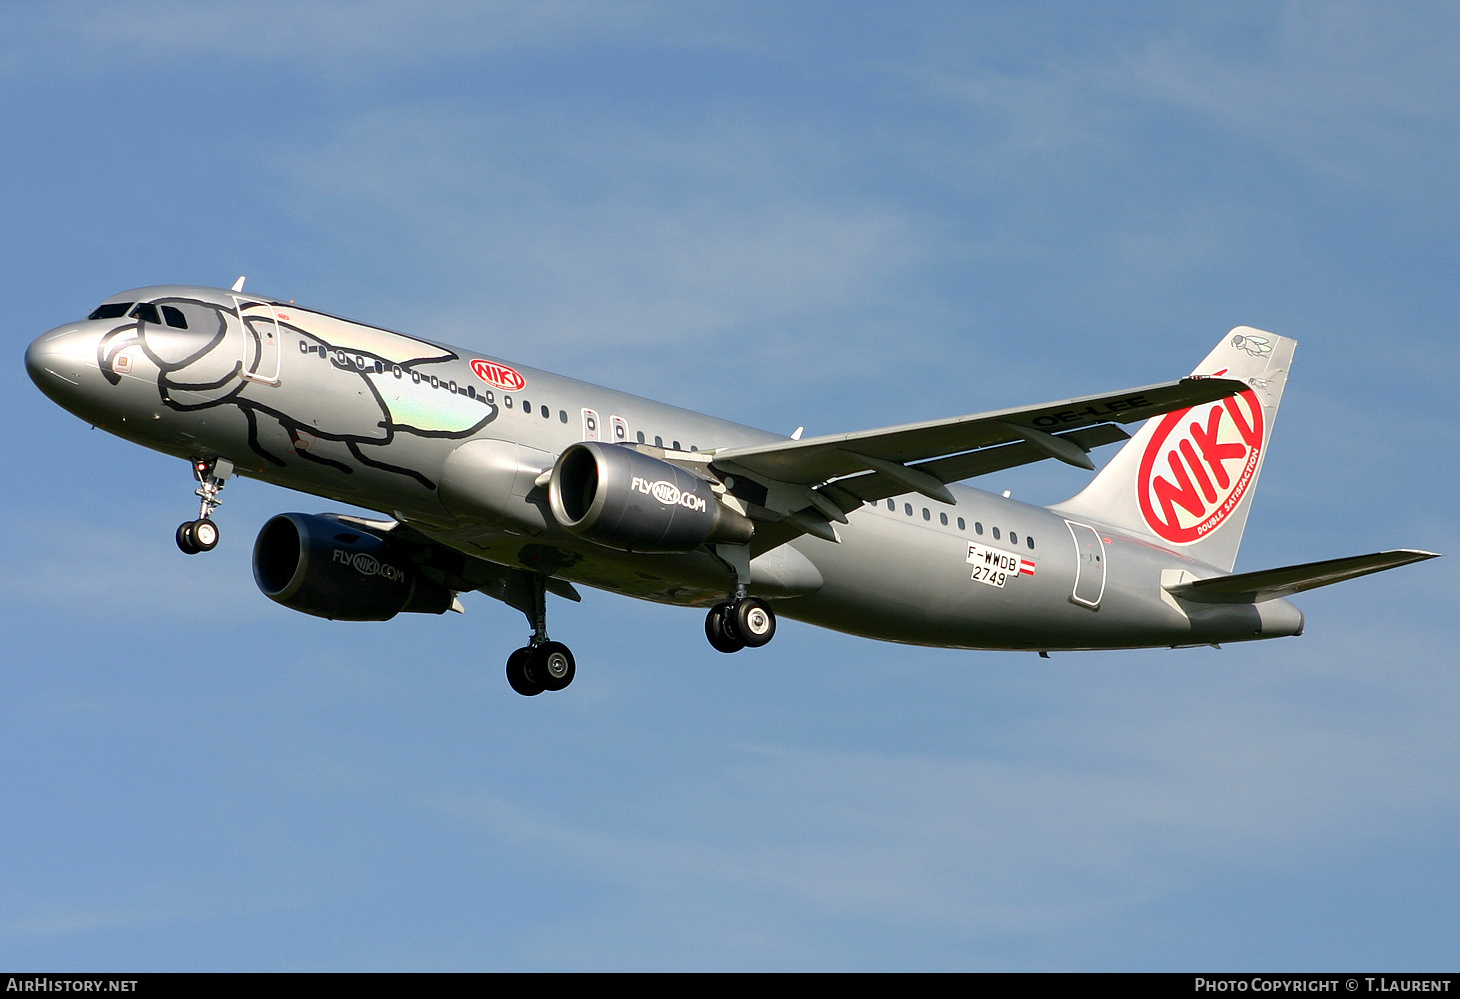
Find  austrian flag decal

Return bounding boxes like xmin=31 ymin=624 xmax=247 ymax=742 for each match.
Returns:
xmin=1138 ymin=390 xmax=1264 ymax=544
xmin=470 ymin=358 xmax=526 ymax=392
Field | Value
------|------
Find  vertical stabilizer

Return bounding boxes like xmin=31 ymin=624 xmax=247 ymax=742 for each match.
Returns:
xmin=1053 ymin=328 xmax=1296 ymax=572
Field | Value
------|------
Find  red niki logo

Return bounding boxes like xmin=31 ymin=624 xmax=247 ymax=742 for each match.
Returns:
xmin=469 ymin=358 xmax=526 ymax=392
xmin=1137 ymin=389 xmax=1264 ymax=544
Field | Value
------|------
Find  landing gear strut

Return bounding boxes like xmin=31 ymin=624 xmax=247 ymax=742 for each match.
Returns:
xmin=504 ymin=571 xmax=576 ymax=696
xmin=176 ymin=457 xmax=232 ymax=555
xmin=704 ymin=543 xmax=777 ymax=654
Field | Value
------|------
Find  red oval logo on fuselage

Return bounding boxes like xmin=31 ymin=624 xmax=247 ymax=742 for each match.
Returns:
xmin=470 ymin=358 xmax=526 ymax=392
xmin=1137 ymin=389 xmax=1264 ymax=545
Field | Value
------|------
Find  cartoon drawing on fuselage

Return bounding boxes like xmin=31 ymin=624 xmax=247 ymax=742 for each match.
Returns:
xmin=27 ymin=280 xmax=1439 ymax=696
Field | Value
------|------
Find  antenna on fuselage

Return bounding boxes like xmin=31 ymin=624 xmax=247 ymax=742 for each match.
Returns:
xmin=231 ymin=276 xmax=246 ymax=292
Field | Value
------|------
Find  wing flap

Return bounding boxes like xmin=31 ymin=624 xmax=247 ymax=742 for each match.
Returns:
xmin=1166 ymin=549 xmax=1439 ymax=604
xmin=822 ymin=424 xmax=1129 ymax=507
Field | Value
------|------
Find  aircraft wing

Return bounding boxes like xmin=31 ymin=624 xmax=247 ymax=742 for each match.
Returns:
xmin=1164 ymin=550 xmax=1440 ymax=604
xmin=709 ymin=375 xmax=1248 ymax=546
xmin=712 ymin=376 xmax=1247 ymax=486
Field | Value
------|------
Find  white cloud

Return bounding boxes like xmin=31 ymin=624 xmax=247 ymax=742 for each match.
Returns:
xmin=38 ymin=0 xmax=667 ymax=65
xmin=435 ymin=631 xmax=1460 ymax=953
xmin=275 ymin=105 xmax=925 ymax=396
xmin=1120 ymin=3 xmax=1460 ymax=195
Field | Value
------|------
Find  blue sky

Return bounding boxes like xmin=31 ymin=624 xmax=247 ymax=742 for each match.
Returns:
xmin=2 ymin=1 xmax=1457 ymax=970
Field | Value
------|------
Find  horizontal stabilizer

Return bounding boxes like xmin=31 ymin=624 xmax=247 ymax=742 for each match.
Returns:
xmin=1165 ymin=549 xmax=1439 ymax=604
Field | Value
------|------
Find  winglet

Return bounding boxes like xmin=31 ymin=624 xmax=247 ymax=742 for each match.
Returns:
xmin=231 ymin=275 xmax=246 ymax=292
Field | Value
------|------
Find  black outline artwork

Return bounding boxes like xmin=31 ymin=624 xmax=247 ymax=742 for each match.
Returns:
xmin=96 ymin=296 xmax=500 ymax=490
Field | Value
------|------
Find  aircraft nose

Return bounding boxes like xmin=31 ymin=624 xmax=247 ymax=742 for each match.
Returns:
xmin=26 ymin=326 xmax=93 ymax=403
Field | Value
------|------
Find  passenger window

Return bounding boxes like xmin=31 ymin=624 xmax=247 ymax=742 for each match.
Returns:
xmin=522 ymin=399 xmax=531 ymax=412
xmin=957 ymin=517 xmax=966 ymax=530
xmin=160 ymin=305 xmax=188 ymax=329
xmin=654 ymin=436 xmax=663 ymax=447
xmin=886 ymin=499 xmax=895 ymax=511
xmin=939 ymin=512 xmax=948 ymax=525
xmin=922 ymin=508 xmax=930 ymax=521
xmin=904 ymin=504 xmax=913 ymax=516
xmin=975 ymin=522 xmax=983 ymax=535
xmin=1010 ymin=532 xmax=1018 ymax=545
xmin=637 ymin=431 xmax=645 ymax=443
xmin=673 ymin=441 xmax=681 ymax=451
xmin=1027 ymin=536 xmax=1035 ymax=550
xmin=992 ymin=527 xmax=1001 ymax=540
xmin=87 ymin=302 xmax=132 ymax=320
xmin=129 ymin=303 xmax=162 ymax=324
xmin=505 ymin=396 xmax=513 ymax=408
xmin=541 ymin=405 xmax=549 ymax=418
xmin=559 ymin=411 xmax=568 ymax=423
xmin=484 ymin=390 xmax=494 ymax=404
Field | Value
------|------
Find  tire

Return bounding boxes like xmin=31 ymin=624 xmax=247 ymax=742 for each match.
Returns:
xmin=191 ymin=519 xmax=219 ymax=551
xmin=175 ymin=522 xmax=200 ymax=555
xmin=734 ymin=597 xmax=776 ymax=647
xmin=533 ymin=642 xmax=576 ymax=691
xmin=505 ymin=647 xmax=544 ymax=696
xmin=705 ymin=603 xmax=745 ymax=654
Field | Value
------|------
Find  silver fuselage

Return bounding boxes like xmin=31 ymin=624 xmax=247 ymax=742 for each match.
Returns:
xmin=26 ymin=285 xmax=1302 ymax=651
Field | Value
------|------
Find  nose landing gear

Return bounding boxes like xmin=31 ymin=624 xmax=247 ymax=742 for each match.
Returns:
xmin=175 ymin=457 xmax=232 ymax=555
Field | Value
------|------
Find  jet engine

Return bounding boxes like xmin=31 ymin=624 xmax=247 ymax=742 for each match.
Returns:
xmin=252 ymin=513 xmax=454 ymax=621
xmin=547 ymin=442 xmax=752 ymax=553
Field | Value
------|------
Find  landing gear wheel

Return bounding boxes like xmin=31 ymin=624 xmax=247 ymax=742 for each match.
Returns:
xmin=532 ymin=641 xmax=576 ymax=691
xmin=505 ymin=647 xmax=544 ymax=697
xmin=705 ymin=603 xmax=746 ymax=654
xmin=175 ymin=522 xmax=200 ymax=555
xmin=190 ymin=519 xmax=219 ymax=551
xmin=733 ymin=597 xmax=776 ymax=647
xmin=175 ymin=519 xmax=218 ymax=554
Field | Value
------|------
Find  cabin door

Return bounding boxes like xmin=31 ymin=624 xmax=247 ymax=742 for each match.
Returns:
xmin=232 ymin=295 xmax=282 ymax=385
xmin=1065 ymin=520 xmax=1107 ymax=609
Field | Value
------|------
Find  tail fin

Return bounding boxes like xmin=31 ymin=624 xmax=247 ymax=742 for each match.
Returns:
xmin=1053 ymin=328 xmax=1296 ymax=572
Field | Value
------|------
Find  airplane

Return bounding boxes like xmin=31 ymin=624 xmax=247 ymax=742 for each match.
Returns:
xmin=25 ymin=280 xmax=1438 ymax=695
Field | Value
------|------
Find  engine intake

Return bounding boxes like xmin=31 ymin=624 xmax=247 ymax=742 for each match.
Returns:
xmin=253 ymin=513 xmax=454 ymax=621
xmin=547 ymin=442 xmax=752 ymax=553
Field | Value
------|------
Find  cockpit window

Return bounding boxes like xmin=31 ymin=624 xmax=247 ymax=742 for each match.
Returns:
xmin=87 ymin=302 xmax=132 ymax=321
xmin=129 ymin=303 xmax=162 ymax=324
xmin=160 ymin=305 xmax=188 ymax=329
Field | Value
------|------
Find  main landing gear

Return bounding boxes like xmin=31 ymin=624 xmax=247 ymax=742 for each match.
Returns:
xmin=176 ymin=457 xmax=233 ymax=555
xmin=704 ymin=596 xmax=776 ymax=653
xmin=703 ymin=543 xmax=777 ymax=654
xmin=504 ymin=571 xmax=576 ymax=697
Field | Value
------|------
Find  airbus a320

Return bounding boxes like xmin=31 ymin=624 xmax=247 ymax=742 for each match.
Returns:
xmin=25 ymin=280 xmax=1437 ymax=695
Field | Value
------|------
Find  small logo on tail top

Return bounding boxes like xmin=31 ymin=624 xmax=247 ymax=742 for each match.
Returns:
xmin=1230 ymin=333 xmax=1271 ymax=357
xmin=1137 ymin=391 xmax=1265 ymax=544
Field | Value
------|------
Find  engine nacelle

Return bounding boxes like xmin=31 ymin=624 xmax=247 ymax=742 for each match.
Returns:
xmin=253 ymin=513 xmax=454 ymax=621
xmin=547 ymin=442 xmax=753 ymax=553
